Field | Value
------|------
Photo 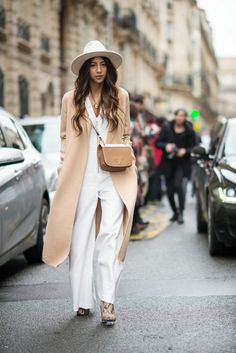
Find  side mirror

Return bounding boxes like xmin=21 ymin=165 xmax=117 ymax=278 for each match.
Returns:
xmin=191 ymin=146 xmax=209 ymax=160
xmin=0 ymin=148 xmax=24 ymax=166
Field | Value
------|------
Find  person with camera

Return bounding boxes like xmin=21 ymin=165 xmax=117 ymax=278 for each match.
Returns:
xmin=155 ymin=108 xmax=196 ymax=224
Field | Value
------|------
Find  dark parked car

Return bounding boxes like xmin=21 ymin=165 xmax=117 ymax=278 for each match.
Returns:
xmin=193 ymin=117 xmax=236 ymax=256
xmin=0 ymin=108 xmax=50 ymax=266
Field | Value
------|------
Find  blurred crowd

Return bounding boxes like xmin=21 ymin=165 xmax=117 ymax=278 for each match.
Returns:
xmin=129 ymin=94 xmax=200 ymax=234
xmin=129 ymin=94 xmax=165 ymax=234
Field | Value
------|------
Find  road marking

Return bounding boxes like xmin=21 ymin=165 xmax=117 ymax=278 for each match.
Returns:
xmin=130 ymin=233 xmax=144 ymax=241
xmin=130 ymin=203 xmax=171 ymax=241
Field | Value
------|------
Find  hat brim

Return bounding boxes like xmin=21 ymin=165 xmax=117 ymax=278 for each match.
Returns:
xmin=71 ymin=51 xmax=122 ymax=76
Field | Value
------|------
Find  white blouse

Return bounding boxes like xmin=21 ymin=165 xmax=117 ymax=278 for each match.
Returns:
xmin=85 ymin=96 xmax=109 ymax=175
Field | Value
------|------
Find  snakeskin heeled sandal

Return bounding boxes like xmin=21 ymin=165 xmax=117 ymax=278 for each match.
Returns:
xmin=100 ymin=301 xmax=116 ymax=326
xmin=77 ymin=308 xmax=90 ymax=317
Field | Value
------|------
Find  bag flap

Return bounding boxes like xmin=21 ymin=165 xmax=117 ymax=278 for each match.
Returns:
xmin=99 ymin=145 xmax=132 ymax=167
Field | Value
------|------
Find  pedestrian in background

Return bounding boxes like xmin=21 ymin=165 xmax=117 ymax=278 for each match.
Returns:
xmin=42 ymin=40 xmax=137 ymax=325
xmin=156 ymin=108 xmax=196 ymax=224
xmin=133 ymin=94 xmax=146 ymax=132
xmin=144 ymin=116 xmax=164 ymax=202
xmin=130 ymin=102 xmax=149 ymax=234
xmin=132 ymin=94 xmax=150 ymax=204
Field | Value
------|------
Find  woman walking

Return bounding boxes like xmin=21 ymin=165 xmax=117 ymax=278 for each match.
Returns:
xmin=42 ymin=40 xmax=137 ymax=325
xmin=156 ymin=108 xmax=196 ymax=224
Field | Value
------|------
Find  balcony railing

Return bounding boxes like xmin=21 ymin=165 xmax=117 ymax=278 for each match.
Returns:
xmin=164 ymin=74 xmax=193 ymax=87
xmin=113 ymin=3 xmax=137 ymax=33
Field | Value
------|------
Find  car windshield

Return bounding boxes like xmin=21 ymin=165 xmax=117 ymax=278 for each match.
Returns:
xmin=23 ymin=121 xmax=60 ymax=154
xmin=224 ymin=124 xmax=236 ymax=157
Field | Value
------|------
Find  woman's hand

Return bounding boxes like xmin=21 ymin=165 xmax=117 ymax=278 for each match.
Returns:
xmin=165 ymin=143 xmax=176 ymax=153
xmin=177 ymin=148 xmax=187 ymax=157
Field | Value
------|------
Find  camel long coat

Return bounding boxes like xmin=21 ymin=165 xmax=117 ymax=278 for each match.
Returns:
xmin=42 ymin=87 xmax=137 ymax=267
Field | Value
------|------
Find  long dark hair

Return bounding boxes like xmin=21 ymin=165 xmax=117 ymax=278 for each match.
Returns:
xmin=72 ymin=56 xmax=121 ymax=135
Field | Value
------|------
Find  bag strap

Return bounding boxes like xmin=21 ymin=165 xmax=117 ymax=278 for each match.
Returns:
xmin=90 ymin=120 xmax=106 ymax=146
xmin=85 ymin=98 xmax=105 ymax=146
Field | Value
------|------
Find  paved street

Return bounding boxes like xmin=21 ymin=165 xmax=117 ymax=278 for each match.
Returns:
xmin=0 ymin=195 xmax=236 ymax=353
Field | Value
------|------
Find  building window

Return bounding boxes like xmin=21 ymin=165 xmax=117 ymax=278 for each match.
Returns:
xmin=17 ymin=18 xmax=30 ymax=41
xmin=166 ymin=0 xmax=173 ymax=9
xmin=166 ymin=21 xmax=173 ymax=43
xmin=41 ymin=92 xmax=46 ymax=115
xmin=0 ymin=6 xmax=6 ymax=29
xmin=0 ymin=69 xmax=4 ymax=107
xmin=19 ymin=76 xmax=29 ymax=118
xmin=113 ymin=2 xmax=120 ymax=21
xmin=41 ymin=82 xmax=54 ymax=115
xmin=41 ymin=34 xmax=50 ymax=52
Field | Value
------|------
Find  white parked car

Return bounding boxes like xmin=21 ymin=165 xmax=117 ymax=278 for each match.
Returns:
xmin=0 ymin=108 xmax=50 ymax=265
xmin=20 ymin=116 xmax=60 ymax=202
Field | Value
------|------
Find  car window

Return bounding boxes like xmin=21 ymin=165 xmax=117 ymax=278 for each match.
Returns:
xmin=0 ymin=126 xmax=7 ymax=147
xmin=12 ymin=120 xmax=29 ymax=148
xmin=23 ymin=122 xmax=60 ymax=154
xmin=224 ymin=124 xmax=236 ymax=156
xmin=209 ymin=121 xmax=226 ymax=155
xmin=1 ymin=116 xmax=25 ymax=150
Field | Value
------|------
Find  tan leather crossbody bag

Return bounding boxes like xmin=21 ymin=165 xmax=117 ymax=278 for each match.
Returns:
xmin=91 ymin=122 xmax=133 ymax=172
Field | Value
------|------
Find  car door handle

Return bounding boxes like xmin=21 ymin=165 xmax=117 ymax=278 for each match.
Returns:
xmin=14 ymin=170 xmax=22 ymax=181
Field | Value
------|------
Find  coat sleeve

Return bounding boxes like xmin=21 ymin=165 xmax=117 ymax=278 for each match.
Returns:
xmin=57 ymin=94 xmax=67 ymax=176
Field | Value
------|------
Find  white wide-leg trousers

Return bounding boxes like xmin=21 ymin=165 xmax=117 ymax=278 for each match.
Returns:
xmin=69 ymin=171 xmax=124 ymax=312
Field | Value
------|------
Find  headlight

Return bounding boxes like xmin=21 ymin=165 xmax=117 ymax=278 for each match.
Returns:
xmin=225 ymin=188 xmax=236 ymax=197
xmin=218 ymin=187 xmax=236 ymax=203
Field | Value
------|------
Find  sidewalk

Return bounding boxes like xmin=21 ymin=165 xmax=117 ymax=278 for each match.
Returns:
xmin=130 ymin=200 xmax=171 ymax=241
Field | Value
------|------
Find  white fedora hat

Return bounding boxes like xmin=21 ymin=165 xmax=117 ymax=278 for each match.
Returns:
xmin=71 ymin=40 xmax=123 ymax=75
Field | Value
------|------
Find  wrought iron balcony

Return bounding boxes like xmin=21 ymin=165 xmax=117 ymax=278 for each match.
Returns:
xmin=164 ymin=74 xmax=193 ymax=88
xmin=113 ymin=3 xmax=137 ymax=33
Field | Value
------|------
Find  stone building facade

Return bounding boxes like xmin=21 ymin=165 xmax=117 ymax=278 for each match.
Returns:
xmin=157 ymin=0 xmax=219 ymax=125
xmin=55 ymin=0 xmax=165 ymax=114
xmin=198 ymin=8 xmax=219 ymax=125
xmin=0 ymin=0 xmax=61 ymax=118
xmin=218 ymin=58 xmax=236 ymax=118
xmin=0 ymin=0 xmax=218 ymax=124
xmin=158 ymin=0 xmax=197 ymax=115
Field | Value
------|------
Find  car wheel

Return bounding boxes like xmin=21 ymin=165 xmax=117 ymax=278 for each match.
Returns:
xmin=208 ymin=198 xmax=224 ymax=256
xmin=24 ymin=199 xmax=49 ymax=263
xmin=196 ymin=192 xmax=207 ymax=233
